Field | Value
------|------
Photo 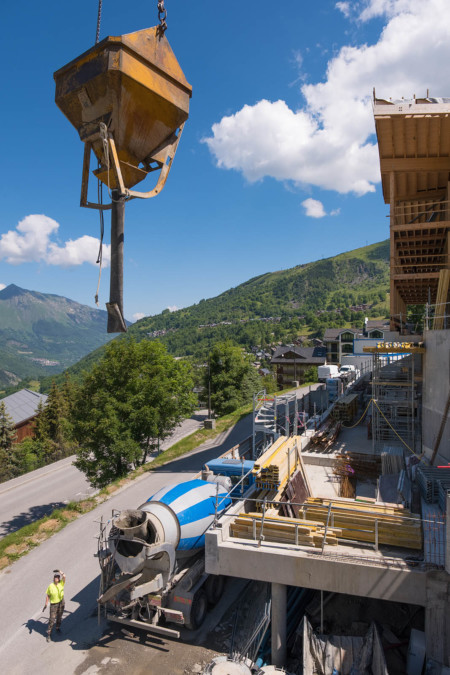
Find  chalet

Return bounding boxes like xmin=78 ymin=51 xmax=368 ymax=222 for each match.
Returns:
xmin=271 ymin=345 xmax=326 ymax=388
xmin=323 ymin=321 xmax=391 ymax=364
xmin=1 ymin=389 xmax=48 ymax=443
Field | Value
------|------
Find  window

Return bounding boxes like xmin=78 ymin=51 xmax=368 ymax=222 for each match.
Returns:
xmin=369 ymin=330 xmax=383 ymax=339
xmin=340 ymin=332 xmax=355 ymax=342
xmin=342 ymin=343 xmax=354 ymax=354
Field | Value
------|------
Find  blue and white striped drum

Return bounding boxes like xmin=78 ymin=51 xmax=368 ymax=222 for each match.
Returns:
xmin=141 ymin=479 xmax=232 ymax=556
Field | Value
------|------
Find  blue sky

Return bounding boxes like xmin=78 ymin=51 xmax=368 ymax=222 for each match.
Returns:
xmin=1 ymin=0 xmax=449 ymax=322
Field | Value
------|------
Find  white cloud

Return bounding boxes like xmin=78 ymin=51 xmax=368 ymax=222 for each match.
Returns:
xmin=167 ymin=305 xmax=178 ymax=312
xmin=133 ymin=312 xmax=146 ymax=322
xmin=302 ymin=199 xmax=327 ymax=218
xmin=204 ymin=0 xmax=450 ymax=196
xmin=0 ymin=283 xmax=5 ymax=290
xmin=336 ymin=2 xmax=351 ymax=18
xmin=0 ymin=215 xmax=110 ymax=267
xmin=301 ymin=199 xmax=340 ymax=218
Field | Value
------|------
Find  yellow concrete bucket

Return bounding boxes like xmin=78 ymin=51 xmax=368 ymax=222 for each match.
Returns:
xmin=54 ymin=26 xmax=192 ymax=192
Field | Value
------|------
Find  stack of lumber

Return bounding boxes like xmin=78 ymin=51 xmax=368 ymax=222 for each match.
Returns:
xmin=310 ymin=418 xmax=333 ymax=444
xmin=311 ymin=419 xmax=342 ymax=450
xmin=304 ymin=497 xmax=422 ymax=550
xmin=253 ymin=488 xmax=278 ymax=512
xmin=253 ymin=436 xmax=299 ymax=490
xmin=230 ymin=512 xmax=341 ymax=548
xmin=332 ymin=393 xmax=358 ymax=423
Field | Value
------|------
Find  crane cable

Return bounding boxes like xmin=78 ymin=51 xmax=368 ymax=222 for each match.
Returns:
xmin=96 ymin=0 xmax=103 ymax=44
xmin=96 ymin=1 xmax=167 ymax=42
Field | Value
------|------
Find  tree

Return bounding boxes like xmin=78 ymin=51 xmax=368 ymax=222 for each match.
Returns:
xmin=72 ymin=339 xmax=196 ymax=487
xmin=205 ymin=341 xmax=262 ymax=416
xmin=0 ymin=402 xmax=17 ymax=482
xmin=33 ymin=381 xmax=75 ymax=463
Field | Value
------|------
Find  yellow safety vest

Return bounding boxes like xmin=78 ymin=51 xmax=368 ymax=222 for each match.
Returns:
xmin=46 ymin=580 xmax=65 ymax=604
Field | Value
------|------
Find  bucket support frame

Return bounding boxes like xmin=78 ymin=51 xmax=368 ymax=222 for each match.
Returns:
xmin=80 ymin=123 xmax=185 ymax=332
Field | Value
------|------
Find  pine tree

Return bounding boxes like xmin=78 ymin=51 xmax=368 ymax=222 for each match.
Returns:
xmin=0 ymin=401 xmax=17 ymax=482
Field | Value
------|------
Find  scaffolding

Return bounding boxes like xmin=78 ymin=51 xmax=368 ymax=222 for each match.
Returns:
xmin=252 ymin=390 xmax=298 ymax=460
xmin=364 ymin=344 xmax=425 ymax=454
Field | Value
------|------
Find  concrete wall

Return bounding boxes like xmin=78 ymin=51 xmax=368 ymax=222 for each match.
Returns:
xmin=422 ymin=329 xmax=450 ymax=464
xmin=206 ymin=529 xmax=427 ymax=606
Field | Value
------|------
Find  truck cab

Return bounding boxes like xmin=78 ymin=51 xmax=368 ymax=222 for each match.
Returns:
xmin=202 ymin=458 xmax=255 ymax=495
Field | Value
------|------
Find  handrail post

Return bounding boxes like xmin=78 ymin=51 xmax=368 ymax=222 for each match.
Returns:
xmin=258 ymin=498 xmax=267 ymax=547
xmin=321 ymin=502 xmax=332 ymax=553
xmin=213 ymin=482 xmax=219 ymax=527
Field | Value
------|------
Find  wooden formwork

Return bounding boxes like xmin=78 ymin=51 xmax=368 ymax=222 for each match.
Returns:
xmin=332 ymin=393 xmax=358 ymax=423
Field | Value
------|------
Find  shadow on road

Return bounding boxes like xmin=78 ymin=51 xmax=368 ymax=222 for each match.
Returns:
xmin=1 ymin=501 xmax=67 ymax=536
xmin=32 ymin=574 xmax=173 ymax=657
xmin=24 ymin=616 xmax=47 ymax=636
xmin=151 ymin=413 xmax=253 ymax=479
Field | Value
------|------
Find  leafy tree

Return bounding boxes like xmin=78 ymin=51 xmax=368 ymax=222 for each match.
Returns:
xmin=0 ymin=402 xmax=17 ymax=482
xmin=72 ymin=339 xmax=196 ymax=487
xmin=205 ymin=341 xmax=262 ymax=416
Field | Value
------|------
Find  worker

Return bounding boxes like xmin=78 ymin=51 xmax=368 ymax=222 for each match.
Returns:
xmin=43 ymin=569 xmax=66 ymax=642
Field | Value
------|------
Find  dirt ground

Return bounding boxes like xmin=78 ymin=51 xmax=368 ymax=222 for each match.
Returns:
xmin=72 ymin=581 xmax=423 ymax=674
xmin=73 ymin=578 xmax=248 ymax=675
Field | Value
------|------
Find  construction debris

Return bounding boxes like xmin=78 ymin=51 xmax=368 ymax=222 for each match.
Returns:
xmin=310 ymin=418 xmax=341 ymax=451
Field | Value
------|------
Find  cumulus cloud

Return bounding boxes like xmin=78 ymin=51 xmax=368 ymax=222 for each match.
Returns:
xmin=133 ymin=312 xmax=146 ymax=322
xmin=302 ymin=199 xmax=326 ymax=218
xmin=0 ymin=215 xmax=110 ymax=267
xmin=204 ymin=0 xmax=450 ymax=195
xmin=0 ymin=283 xmax=6 ymax=291
xmin=302 ymin=199 xmax=340 ymax=218
xmin=167 ymin=305 xmax=179 ymax=312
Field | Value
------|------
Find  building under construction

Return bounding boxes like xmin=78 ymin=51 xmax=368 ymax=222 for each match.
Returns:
xmin=205 ymin=97 xmax=450 ymax=674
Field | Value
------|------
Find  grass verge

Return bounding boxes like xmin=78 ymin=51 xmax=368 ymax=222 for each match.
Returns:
xmin=0 ymin=381 xmax=316 ymax=570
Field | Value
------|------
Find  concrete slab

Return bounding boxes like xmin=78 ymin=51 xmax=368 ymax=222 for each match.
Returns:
xmin=303 ymin=464 xmax=340 ymax=499
xmin=332 ymin=424 xmax=374 ymax=455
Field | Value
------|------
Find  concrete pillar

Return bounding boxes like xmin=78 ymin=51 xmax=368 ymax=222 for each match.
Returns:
xmin=425 ymin=572 xmax=450 ymax=666
xmin=271 ymin=582 xmax=287 ymax=667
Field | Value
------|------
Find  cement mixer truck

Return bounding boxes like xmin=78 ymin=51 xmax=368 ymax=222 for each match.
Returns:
xmin=96 ymin=477 xmax=236 ymax=638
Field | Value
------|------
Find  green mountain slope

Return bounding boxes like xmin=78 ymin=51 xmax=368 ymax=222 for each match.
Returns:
xmin=56 ymin=240 xmax=389 ymax=386
xmin=0 ymin=285 xmax=120 ymax=388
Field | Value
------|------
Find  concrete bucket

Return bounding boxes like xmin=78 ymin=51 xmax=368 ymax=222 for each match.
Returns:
xmin=54 ymin=26 xmax=192 ymax=192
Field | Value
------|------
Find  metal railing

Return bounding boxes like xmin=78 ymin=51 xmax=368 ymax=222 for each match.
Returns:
xmin=425 ymin=301 xmax=450 ymax=330
xmin=214 ymin=495 xmax=446 ymax=570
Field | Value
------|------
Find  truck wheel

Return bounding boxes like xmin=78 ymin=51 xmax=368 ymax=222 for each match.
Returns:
xmin=185 ymin=588 xmax=207 ymax=630
xmin=205 ymin=574 xmax=225 ymax=607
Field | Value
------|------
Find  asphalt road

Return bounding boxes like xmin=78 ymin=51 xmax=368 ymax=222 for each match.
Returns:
xmin=0 ymin=410 xmax=208 ymax=538
xmin=0 ymin=384 xmax=319 ymax=674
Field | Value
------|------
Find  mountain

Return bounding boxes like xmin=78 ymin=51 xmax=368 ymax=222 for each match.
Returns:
xmin=53 ymin=240 xmax=390 ymax=386
xmin=0 ymin=285 xmax=121 ymax=388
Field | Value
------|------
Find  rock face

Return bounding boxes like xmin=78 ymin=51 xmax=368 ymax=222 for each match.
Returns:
xmin=0 ymin=284 xmax=121 ymax=387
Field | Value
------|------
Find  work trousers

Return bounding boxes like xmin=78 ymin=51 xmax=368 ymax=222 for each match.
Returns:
xmin=47 ymin=599 xmax=65 ymax=635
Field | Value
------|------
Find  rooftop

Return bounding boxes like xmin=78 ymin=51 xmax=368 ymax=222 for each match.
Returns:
xmin=1 ymin=389 xmax=48 ymax=425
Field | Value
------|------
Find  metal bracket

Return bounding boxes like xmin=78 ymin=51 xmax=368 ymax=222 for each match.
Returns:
xmin=124 ymin=124 xmax=185 ymax=199
xmin=79 ymin=124 xmax=185 ymax=208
